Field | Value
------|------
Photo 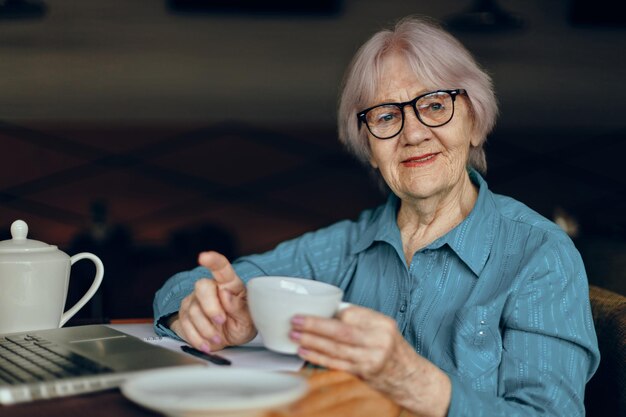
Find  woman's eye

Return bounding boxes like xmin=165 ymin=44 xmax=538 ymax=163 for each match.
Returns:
xmin=420 ymin=102 xmax=444 ymax=112
xmin=378 ymin=113 xmax=396 ymax=122
xmin=370 ymin=108 xmax=400 ymax=124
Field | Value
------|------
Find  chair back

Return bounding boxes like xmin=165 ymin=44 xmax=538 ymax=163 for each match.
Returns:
xmin=585 ymin=285 xmax=626 ymax=417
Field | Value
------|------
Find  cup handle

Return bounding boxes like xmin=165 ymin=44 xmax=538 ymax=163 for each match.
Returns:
xmin=60 ymin=253 xmax=105 ymax=327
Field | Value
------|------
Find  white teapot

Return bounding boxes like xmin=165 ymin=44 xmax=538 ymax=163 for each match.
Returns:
xmin=0 ymin=220 xmax=104 ymax=334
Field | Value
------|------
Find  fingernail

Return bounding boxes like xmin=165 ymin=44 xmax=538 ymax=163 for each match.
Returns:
xmin=291 ymin=315 xmax=304 ymax=326
xmin=211 ymin=335 xmax=222 ymax=345
xmin=289 ymin=331 xmax=301 ymax=341
xmin=212 ymin=315 xmax=226 ymax=325
xmin=200 ymin=342 xmax=211 ymax=353
xmin=297 ymin=347 xmax=310 ymax=357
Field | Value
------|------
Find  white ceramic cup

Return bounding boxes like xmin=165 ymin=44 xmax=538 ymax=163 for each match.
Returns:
xmin=247 ymin=276 xmax=344 ymax=354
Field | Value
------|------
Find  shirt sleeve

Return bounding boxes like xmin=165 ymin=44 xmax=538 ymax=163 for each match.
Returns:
xmin=152 ymin=266 xmax=208 ymax=338
xmin=446 ymin=235 xmax=600 ymax=417
xmin=152 ymin=219 xmax=358 ymax=336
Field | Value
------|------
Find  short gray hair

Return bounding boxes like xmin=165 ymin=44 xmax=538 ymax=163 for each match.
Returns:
xmin=338 ymin=16 xmax=498 ymax=177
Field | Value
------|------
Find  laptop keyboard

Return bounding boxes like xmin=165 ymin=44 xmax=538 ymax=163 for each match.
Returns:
xmin=0 ymin=334 xmax=113 ymax=385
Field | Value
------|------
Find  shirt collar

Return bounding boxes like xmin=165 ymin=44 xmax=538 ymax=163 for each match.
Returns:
xmin=427 ymin=169 xmax=497 ymax=276
xmin=351 ymin=192 xmax=403 ymax=258
xmin=351 ymin=168 xmax=497 ymax=277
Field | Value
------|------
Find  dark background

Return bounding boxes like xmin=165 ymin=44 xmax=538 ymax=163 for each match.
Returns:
xmin=1 ymin=0 xmax=625 ymax=320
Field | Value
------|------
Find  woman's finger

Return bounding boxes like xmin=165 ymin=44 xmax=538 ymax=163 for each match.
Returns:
xmin=297 ymin=345 xmax=354 ymax=373
xmin=291 ymin=329 xmax=362 ymax=363
xmin=292 ymin=314 xmax=390 ymax=347
xmin=198 ymin=251 xmax=246 ymax=295
xmin=179 ymin=313 xmax=210 ymax=351
xmin=193 ymin=279 xmax=227 ymax=325
xmin=186 ymin=301 xmax=223 ymax=347
xmin=291 ymin=316 xmax=354 ymax=342
xmin=336 ymin=305 xmax=389 ymax=327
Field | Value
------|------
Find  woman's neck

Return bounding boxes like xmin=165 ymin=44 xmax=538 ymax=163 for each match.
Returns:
xmin=396 ymin=172 xmax=478 ymax=265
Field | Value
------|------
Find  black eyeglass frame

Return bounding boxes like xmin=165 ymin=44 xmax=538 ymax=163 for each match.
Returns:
xmin=356 ymin=89 xmax=467 ymax=140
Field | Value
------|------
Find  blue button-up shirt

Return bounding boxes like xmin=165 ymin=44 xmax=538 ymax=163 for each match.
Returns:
xmin=154 ymin=169 xmax=599 ymax=416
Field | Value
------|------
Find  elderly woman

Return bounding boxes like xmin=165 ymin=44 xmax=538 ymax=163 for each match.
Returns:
xmin=154 ymin=16 xmax=599 ymax=416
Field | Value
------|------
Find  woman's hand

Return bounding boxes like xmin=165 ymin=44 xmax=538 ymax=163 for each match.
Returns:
xmin=168 ymin=251 xmax=256 ymax=352
xmin=289 ymin=306 xmax=451 ymax=417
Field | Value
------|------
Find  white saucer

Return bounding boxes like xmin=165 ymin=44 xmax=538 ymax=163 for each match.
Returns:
xmin=121 ymin=367 xmax=308 ymax=417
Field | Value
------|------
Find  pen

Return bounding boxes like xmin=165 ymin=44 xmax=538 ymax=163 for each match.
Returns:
xmin=181 ymin=345 xmax=232 ymax=366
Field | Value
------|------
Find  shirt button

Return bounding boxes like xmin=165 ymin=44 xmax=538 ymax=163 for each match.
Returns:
xmin=480 ymin=320 xmax=486 ymax=325
xmin=399 ymin=302 xmax=407 ymax=313
xmin=478 ymin=330 xmax=485 ymax=336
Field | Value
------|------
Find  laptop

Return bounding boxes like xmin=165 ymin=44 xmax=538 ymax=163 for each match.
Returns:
xmin=0 ymin=324 xmax=204 ymax=405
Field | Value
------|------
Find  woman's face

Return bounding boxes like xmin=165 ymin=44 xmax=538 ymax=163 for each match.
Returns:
xmin=367 ymin=52 xmax=479 ymax=204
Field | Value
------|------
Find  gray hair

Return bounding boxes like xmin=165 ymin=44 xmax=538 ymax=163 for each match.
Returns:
xmin=338 ymin=16 xmax=498 ymax=180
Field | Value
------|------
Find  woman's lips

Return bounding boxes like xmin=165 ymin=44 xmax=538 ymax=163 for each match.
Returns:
xmin=401 ymin=153 xmax=438 ymax=167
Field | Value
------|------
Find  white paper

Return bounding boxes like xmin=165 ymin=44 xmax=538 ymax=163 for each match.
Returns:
xmin=107 ymin=323 xmax=304 ymax=372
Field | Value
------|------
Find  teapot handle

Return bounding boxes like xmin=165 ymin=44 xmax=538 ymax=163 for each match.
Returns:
xmin=60 ymin=253 xmax=105 ymax=327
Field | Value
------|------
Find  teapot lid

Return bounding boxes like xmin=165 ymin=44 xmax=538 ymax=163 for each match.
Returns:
xmin=0 ymin=220 xmax=58 ymax=253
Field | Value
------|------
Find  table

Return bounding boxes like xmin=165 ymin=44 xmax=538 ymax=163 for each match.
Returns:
xmin=1 ymin=319 xmax=414 ymax=416
xmin=0 ymin=366 xmax=411 ymax=417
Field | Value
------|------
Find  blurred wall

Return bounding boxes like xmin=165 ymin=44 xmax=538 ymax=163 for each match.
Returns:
xmin=1 ymin=0 xmax=626 ymax=318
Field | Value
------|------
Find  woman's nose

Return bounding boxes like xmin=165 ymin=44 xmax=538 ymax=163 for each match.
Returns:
xmin=400 ymin=106 xmax=430 ymax=144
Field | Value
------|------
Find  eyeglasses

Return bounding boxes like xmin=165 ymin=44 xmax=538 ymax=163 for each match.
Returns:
xmin=356 ymin=89 xmax=467 ymax=140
